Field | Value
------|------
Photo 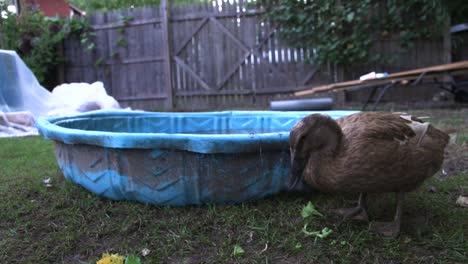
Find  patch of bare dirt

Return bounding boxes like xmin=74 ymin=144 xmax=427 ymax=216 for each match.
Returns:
xmin=441 ymin=143 xmax=468 ymax=178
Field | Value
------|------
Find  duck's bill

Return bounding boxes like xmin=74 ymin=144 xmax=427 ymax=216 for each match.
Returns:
xmin=284 ymin=150 xmax=313 ymax=193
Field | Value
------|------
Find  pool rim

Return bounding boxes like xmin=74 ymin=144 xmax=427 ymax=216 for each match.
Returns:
xmin=36 ymin=110 xmax=359 ymax=153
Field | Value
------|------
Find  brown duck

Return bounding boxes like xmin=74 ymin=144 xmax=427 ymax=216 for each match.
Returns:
xmin=289 ymin=112 xmax=449 ymax=237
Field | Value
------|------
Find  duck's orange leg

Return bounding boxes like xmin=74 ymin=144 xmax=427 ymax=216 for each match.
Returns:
xmin=369 ymin=192 xmax=404 ymax=237
xmin=334 ymin=192 xmax=369 ymax=222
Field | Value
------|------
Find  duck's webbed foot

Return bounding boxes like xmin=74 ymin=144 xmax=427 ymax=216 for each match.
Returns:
xmin=334 ymin=193 xmax=369 ymax=222
xmin=335 ymin=206 xmax=369 ymax=221
xmin=368 ymin=221 xmax=400 ymax=237
xmin=368 ymin=192 xmax=404 ymax=237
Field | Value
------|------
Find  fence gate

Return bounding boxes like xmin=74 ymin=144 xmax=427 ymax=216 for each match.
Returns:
xmin=63 ymin=1 xmax=329 ymax=111
xmin=169 ymin=1 xmax=326 ymax=110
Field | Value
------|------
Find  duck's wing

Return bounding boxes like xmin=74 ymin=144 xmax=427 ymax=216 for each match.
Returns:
xmin=325 ymin=113 xmax=448 ymax=193
xmin=339 ymin=112 xmax=419 ymax=143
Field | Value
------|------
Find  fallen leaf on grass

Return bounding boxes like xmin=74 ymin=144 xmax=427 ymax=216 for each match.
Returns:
xmin=96 ymin=253 xmax=125 ymax=264
xmin=43 ymin=178 xmax=53 ymax=187
xmin=141 ymin=248 xmax=150 ymax=257
xmin=456 ymin=195 xmax=468 ymax=207
xmin=403 ymin=236 xmax=412 ymax=243
xmin=246 ymin=231 xmax=253 ymax=243
xmin=294 ymin=242 xmax=302 ymax=250
xmin=125 ymin=255 xmax=142 ymax=264
xmin=301 ymin=201 xmax=323 ymax=219
xmin=302 ymin=224 xmax=333 ymax=239
xmin=258 ymin=243 xmax=268 ymax=254
xmin=233 ymin=245 xmax=245 ymax=257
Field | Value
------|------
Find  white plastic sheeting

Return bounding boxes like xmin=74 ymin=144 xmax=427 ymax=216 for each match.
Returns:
xmin=0 ymin=49 xmax=123 ymax=137
xmin=0 ymin=111 xmax=38 ymax=137
xmin=0 ymin=50 xmax=54 ymax=118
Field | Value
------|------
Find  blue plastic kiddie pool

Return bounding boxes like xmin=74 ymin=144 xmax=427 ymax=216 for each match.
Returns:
xmin=37 ymin=110 xmax=358 ymax=205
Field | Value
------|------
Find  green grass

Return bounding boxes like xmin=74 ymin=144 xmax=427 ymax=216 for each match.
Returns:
xmin=0 ymin=109 xmax=467 ymax=263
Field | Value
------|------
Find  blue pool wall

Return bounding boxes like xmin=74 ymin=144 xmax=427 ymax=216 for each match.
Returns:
xmin=38 ymin=110 xmax=358 ymax=205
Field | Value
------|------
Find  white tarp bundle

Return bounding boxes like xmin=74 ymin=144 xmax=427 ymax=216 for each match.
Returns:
xmin=48 ymin=81 xmax=121 ymax=116
xmin=0 ymin=49 xmax=123 ymax=137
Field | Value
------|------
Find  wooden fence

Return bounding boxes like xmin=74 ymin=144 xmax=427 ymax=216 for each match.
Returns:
xmin=62 ymin=0 xmax=449 ymax=111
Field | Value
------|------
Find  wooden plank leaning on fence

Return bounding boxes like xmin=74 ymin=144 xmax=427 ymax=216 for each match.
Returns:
xmin=295 ymin=60 xmax=468 ymax=96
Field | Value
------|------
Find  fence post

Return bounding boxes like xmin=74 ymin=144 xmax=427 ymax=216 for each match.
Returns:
xmin=161 ymin=0 xmax=174 ymax=110
xmin=443 ymin=15 xmax=452 ymax=64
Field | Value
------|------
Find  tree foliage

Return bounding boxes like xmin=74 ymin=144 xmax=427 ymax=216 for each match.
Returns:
xmin=0 ymin=6 xmax=91 ymax=88
xmin=445 ymin=0 xmax=468 ymax=25
xmin=254 ymin=0 xmax=452 ymax=66
xmin=67 ymin=0 xmax=208 ymax=12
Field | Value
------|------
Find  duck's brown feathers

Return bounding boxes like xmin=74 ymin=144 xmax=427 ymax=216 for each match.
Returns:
xmin=296 ymin=112 xmax=449 ymax=194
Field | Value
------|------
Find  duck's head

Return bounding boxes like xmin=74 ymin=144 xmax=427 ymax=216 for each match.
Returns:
xmin=286 ymin=114 xmax=343 ymax=190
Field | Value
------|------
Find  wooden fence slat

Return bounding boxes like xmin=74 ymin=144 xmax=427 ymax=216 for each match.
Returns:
xmin=216 ymin=51 xmax=250 ymax=90
xmin=161 ymin=0 xmax=174 ymax=109
xmin=174 ymin=17 xmax=208 ymax=55
xmin=174 ymin=56 xmax=211 ymax=90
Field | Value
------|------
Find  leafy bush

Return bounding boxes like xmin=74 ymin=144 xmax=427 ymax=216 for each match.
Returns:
xmin=253 ymin=0 xmax=450 ymax=66
xmin=0 ymin=6 xmax=91 ymax=88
